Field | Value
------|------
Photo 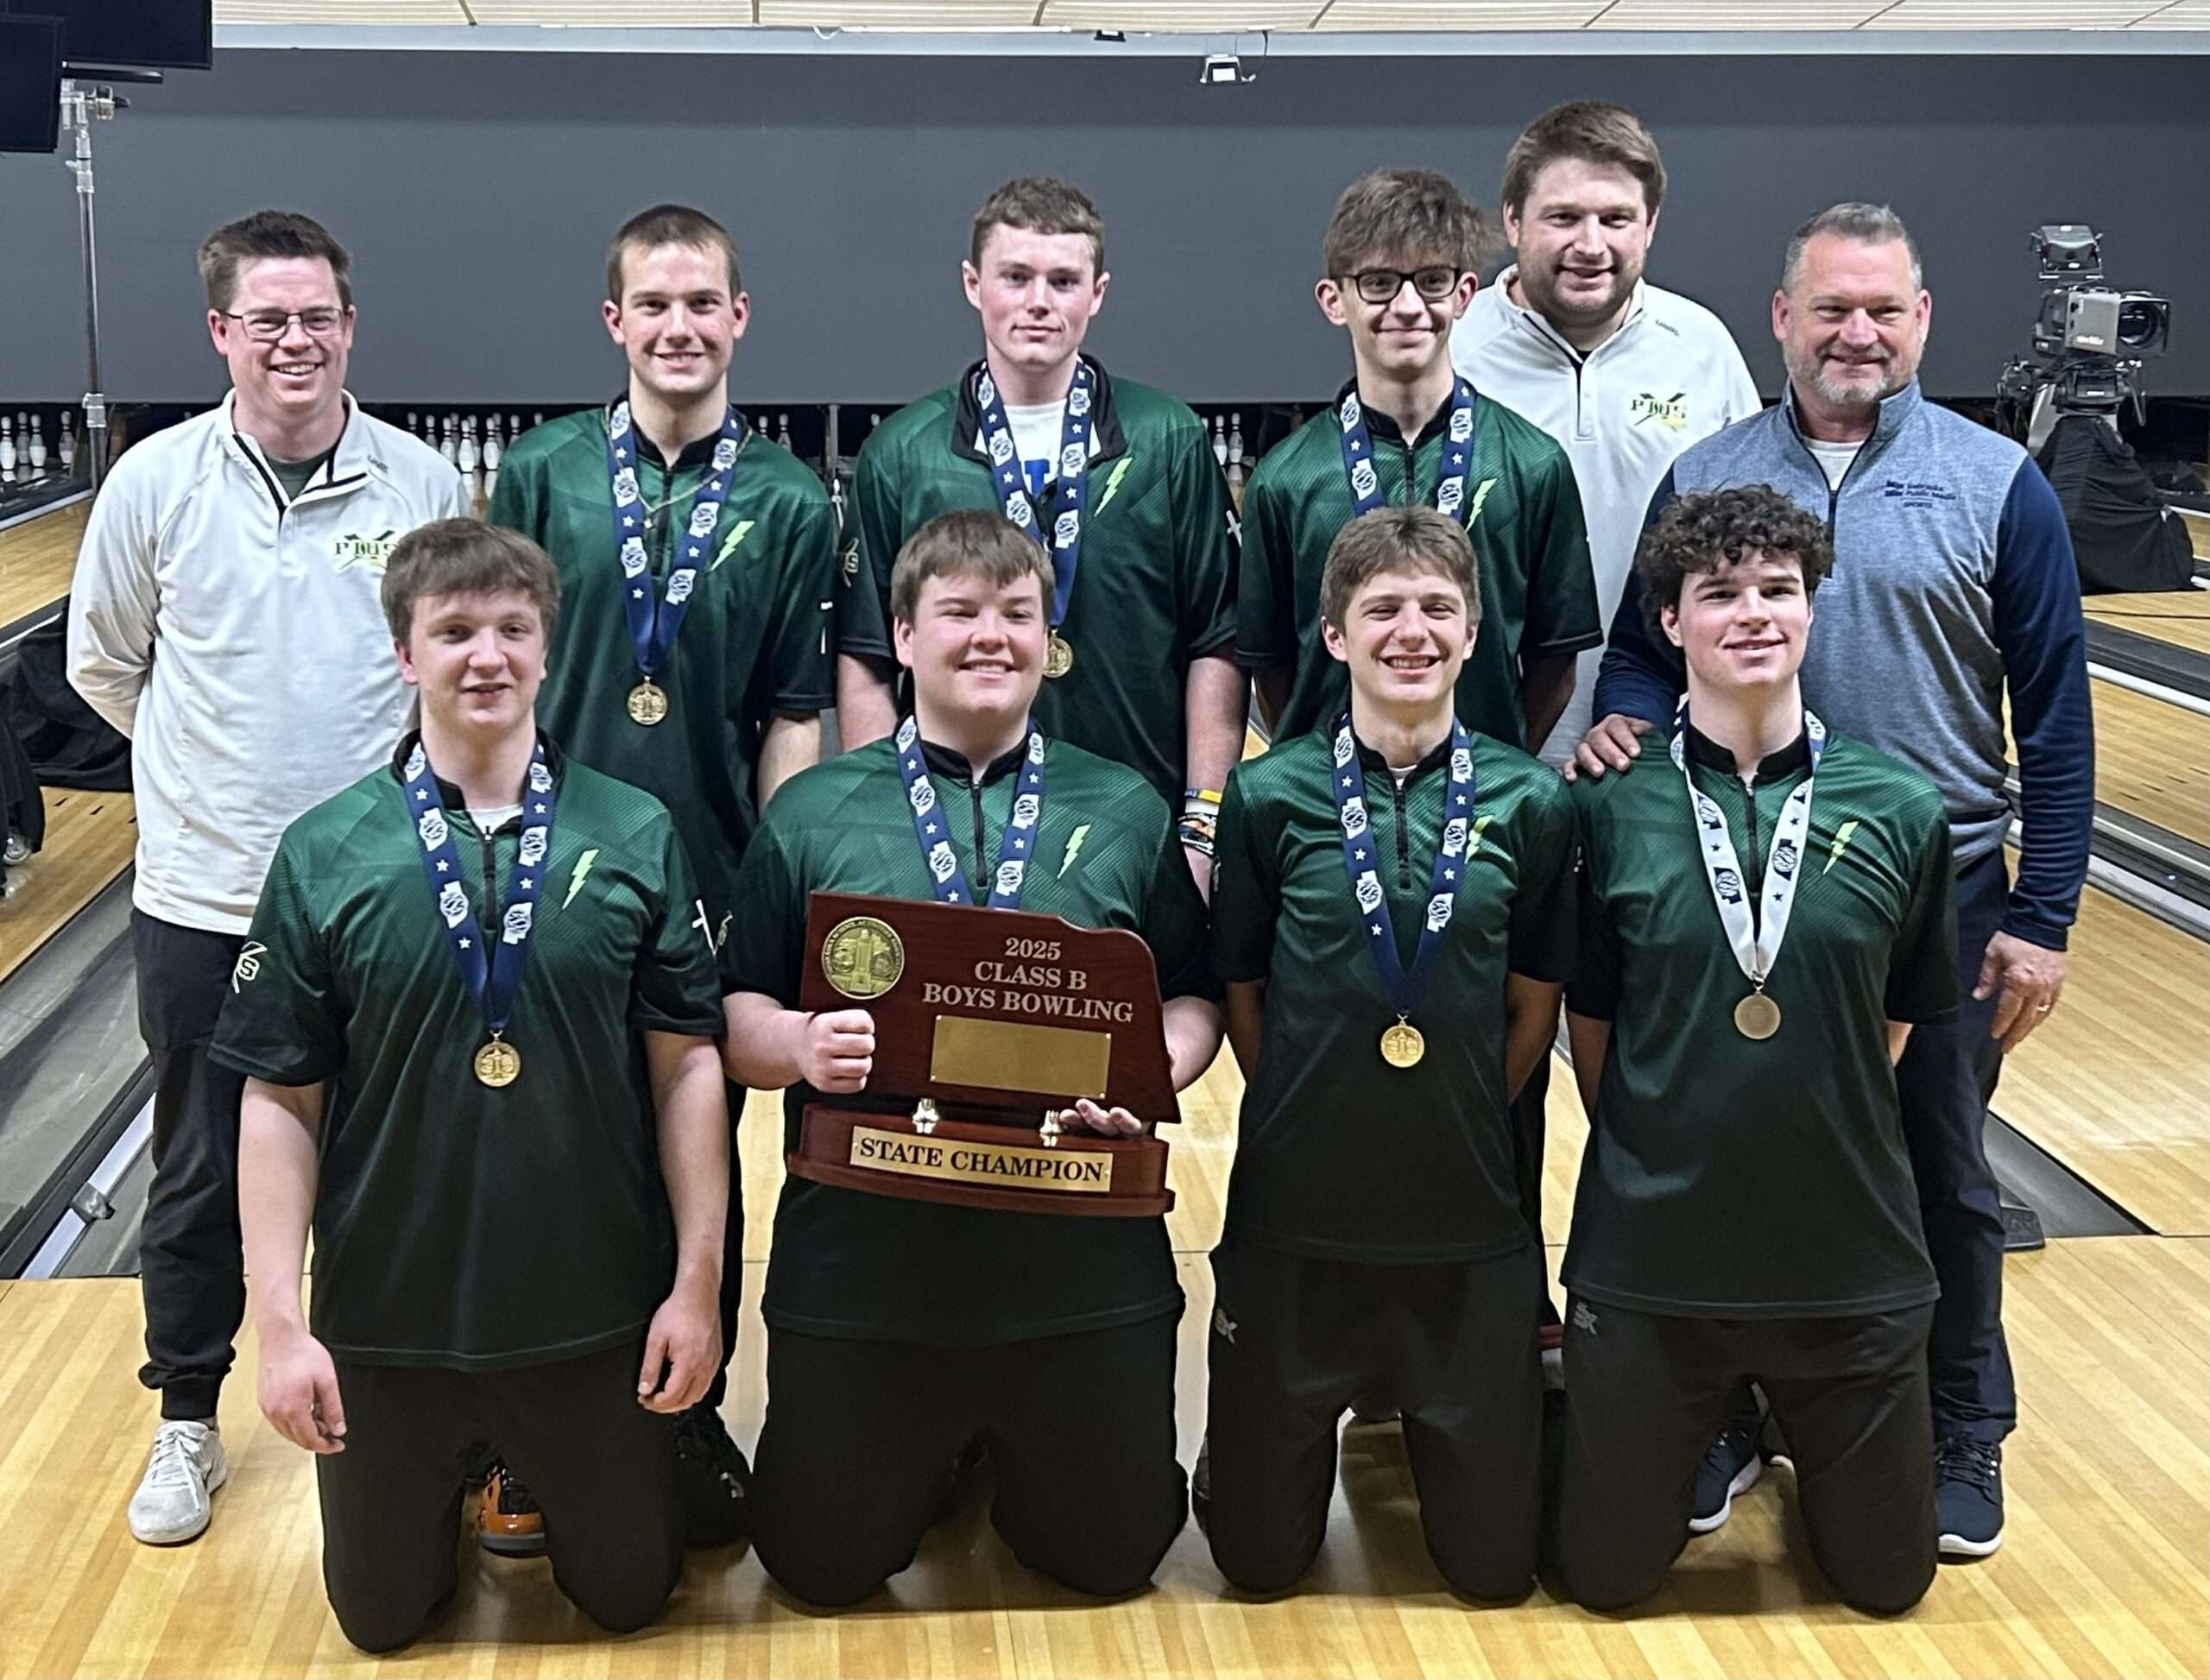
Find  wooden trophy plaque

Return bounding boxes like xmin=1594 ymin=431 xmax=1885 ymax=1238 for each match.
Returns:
xmin=787 ymin=891 xmax=1178 ymax=1217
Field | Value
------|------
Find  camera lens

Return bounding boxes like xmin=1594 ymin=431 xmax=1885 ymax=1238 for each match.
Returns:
xmin=2115 ymin=300 xmax=2162 ymax=350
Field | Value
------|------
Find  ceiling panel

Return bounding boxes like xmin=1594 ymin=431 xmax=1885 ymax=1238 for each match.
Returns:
xmin=1042 ymin=0 xmax=1322 ymax=25
xmin=1315 ymin=1 xmax=1613 ymax=25
xmin=214 ymin=0 xmax=470 ymax=19
xmin=1588 ymin=0 xmax=1882 ymax=22
xmin=755 ymin=0 xmax=1041 ymax=20
xmin=1867 ymin=0 xmax=2173 ymax=22
xmin=467 ymin=0 xmax=755 ymax=18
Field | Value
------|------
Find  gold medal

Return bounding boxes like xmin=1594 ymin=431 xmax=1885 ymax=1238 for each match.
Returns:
xmin=1044 ymin=633 xmax=1075 ymax=680
xmin=1379 ymin=1020 xmax=1426 ymax=1069
xmin=626 ymin=680 xmax=669 ymax=726
xmin=1733 ymin=992 xmax=1783 ymax=1040
xmin=475 ymin=1039 xmax=521 ymax=1088
xmin=821 ymin=914 xmax=906 ymax=1001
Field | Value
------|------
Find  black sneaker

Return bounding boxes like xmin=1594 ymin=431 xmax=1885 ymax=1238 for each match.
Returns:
xmin=1935 ymin=1437 xmax=2004 ymax=1559
xmin=477 ymin=1459 xmax=546 ymax=1557
xmin=674 ymin=1403 xmax=750 ymax=1548
xmin=1689 ymin=1407 xmax=1765 ymax=1534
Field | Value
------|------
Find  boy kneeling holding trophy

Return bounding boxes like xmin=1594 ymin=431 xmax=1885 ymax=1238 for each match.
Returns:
xmin=722 ymin=508 xmax=1223 ymax=1606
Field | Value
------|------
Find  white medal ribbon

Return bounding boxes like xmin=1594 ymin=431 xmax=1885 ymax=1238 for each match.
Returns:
xmin=1670 ymin=704 xmax=1826 ymax=994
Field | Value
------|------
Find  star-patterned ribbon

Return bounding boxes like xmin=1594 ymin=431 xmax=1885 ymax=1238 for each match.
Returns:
xmin=1330 ymin=714 xmax=1475 ymax=1026
xmin=893 ymin=716 xmax=1046 ymax=909
xmin=1334 ymin=376 xmax=1480 ymax=523
xmin=603 ymin=401 xmax=746 ymax=682
xmin=401 ymin=734 xmax=557 ymax=1040
xmin=972 ymin=359 xmax=1095 ymax=630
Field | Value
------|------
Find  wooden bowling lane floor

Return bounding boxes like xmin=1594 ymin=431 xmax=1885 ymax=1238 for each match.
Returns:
xmin=2085 ymin=590 xmax=2209 ymax=658
xmin=0 ymin=1234 xmax=2201 ymax=1680
xmin=2085 ymin=678 xmax=2209 ymax=849
xmin=0 ymin=498 xmax=85 ymax=630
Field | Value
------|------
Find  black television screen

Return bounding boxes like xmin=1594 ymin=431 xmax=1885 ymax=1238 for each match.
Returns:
xmin=3 ymin=0 xmax=212 ymax=71
xmin=0 ymin=16 xmax=62 ymax=154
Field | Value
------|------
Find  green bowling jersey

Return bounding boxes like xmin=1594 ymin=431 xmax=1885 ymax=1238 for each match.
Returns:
xmin=1565 ymin=725 xmax=1956 ymax=1318
xmin=721 ymin=735 xmax=1216 ymax=1345
xmin=1211 ymin=726 xmax=1575 ymax=1261
xmin=1236 ymin=385 xmax=1600 ymax=747
xmin=837 ymin=361 xmax=1238 ymax=802
xmin=489 ymin=408 xmax=837 ymax=942
xmin=210 ymin=737 xmax=723 ymax=1369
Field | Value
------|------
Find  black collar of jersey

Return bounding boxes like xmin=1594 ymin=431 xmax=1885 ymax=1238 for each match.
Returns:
xmin=388 ymin=728 xmax=569 ymax=824
xmin=1352 ymin=725 xmax=1455 ymax=786
xmin=1334 ymin=376 xmax=1465 ymax=450
xmin=947 ymin=357 xmax=1128 ymax=470
xmin=1681 ymin=720 xmax=1812 ymax=780
xmin=602 ymin=395 xmax=728 ymax=472
xmin=919 ymin=734 xmax=1031 ymax=787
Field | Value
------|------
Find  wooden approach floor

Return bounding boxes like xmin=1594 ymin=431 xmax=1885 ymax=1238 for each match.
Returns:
xmin=2 ymin=1076 xmax=2207 ymax=1680
xmin=2085 ymin=678 xmax=2209 ymax=849
xmin=0 ymin=498 xmax=86 ymax=629
xmin=2085 ymin=589 xmax=2209 ymax=658
xmin=0 ymin=502 xmax=136 ymax=987
xmin=0 ymin=785 xmax=137 ymax=984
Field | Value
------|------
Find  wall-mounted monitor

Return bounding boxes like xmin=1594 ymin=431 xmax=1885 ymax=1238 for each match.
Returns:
xmin=0 ymin=15 xmax=63 ymax=154
xmin=3 ymin=0 xmax=212 ymax=72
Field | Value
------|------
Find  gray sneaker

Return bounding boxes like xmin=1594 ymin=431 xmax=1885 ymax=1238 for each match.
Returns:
xmin=128 ymin=1419 xmax=227 ymax=1545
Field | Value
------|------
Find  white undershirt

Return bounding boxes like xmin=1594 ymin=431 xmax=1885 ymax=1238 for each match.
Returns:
xmin=1803 ymin=437 xmax=1862 ymax=491
xmin=1002 ymin=401 xmax=1066 ymax=489
xmin=468 ymin=802 xmax=522 ymax=833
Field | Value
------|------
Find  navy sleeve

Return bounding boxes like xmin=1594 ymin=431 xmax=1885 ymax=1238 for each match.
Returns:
xmin=1588 ymin=468 xmax=1687 ymax=729
xmin=1992 ymin=463 xmax=2094 ymax=950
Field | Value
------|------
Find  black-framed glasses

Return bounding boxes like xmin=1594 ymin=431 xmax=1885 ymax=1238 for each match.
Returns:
xmin=1344 ymin=267 xmax=1462 ymax=306
xmin=220 ymin=306 xmax=349 ymax=342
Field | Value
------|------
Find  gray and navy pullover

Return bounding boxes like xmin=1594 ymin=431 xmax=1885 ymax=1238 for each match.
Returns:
xmin=1593 ymin=380 xmax=2093 ymax=951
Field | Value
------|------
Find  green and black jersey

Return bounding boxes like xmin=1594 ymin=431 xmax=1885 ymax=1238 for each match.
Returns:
xmin=1237 ymin=385 xmax=1600 ymax=748
xmin=721 ymin=734 xmax=1216 ymax=1345
xmin=1565 ymin=725 xmax=1957 ymax=1318
xmin=1210 ymin=726 xmax=1576 ymax=1262
xmin=837 ymin=361 xmax=1238 ymax=802
xmin=209 ymin=736 xmax=723 ymax=1370
xmin=489 ymin=408 xmax=837 ymax=941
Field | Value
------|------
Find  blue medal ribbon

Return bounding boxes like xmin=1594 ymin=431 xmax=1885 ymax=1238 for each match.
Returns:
xmin=1334 ymin=376 xmax=1480 ymax=522
xmin=401 ymin=736 xmax=557 ymax=1045
xmin=1331 ymin=714 xmax=1476 ymax=1029
xmin=892 ymin=715 xmax=1046 ymax=909
xmin=603 ymin=401 xmax=746 ymax=681
xmin=973 ymin=360 xmax=1096 ymax=629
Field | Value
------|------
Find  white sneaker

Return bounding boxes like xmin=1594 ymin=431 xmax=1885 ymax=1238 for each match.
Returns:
xmin=128 ymin=1419 xmax=227 ymax=1544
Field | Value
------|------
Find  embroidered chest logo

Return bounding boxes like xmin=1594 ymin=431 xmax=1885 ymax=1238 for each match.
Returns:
xmin=1881 ymin=479 xmax=1959 ymax=509
xmin=1091 ymin=456 xmax=1135 ymax=518
xmin=1058 ymin=823 xmax=1092 ymax=879
xmin=1822 ymin=819 xmax=1861 ymax=875
xmin=709 ymin=519 xmax=756 ymax=572
xmin=1465 ymin=477 xmax=1498 ymax=527
xmin=332 ymin=530 xmax=399 ymax=575
xmin=838 ymin=537 xmax=862 ymax=586
xmin=1630 ymin=391 xmax=1689 ymax=431
xmin=562 ymin=847 xmax=600 ymax=907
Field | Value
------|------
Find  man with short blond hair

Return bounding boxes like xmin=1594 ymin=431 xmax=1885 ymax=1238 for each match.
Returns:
xmin=70 ymin=208 xmax=466 ymax=1547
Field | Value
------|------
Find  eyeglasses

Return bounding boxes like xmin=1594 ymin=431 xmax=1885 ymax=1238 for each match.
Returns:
xmin=220 ymin=307 xmax=349 ymax=342
xmin=1343 ymin=268 xmax=1462 ymax=306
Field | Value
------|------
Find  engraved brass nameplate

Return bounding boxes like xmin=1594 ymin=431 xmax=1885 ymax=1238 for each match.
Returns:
xmin=848 ymin=1126 xmax=1114 ymax=1195
xmin=929 ymin=1015 xmax=1112 ymax=1099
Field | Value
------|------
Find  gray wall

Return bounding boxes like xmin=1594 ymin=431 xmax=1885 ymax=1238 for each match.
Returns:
xmin=2 ymin=49 xmax=2203 ymax=406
